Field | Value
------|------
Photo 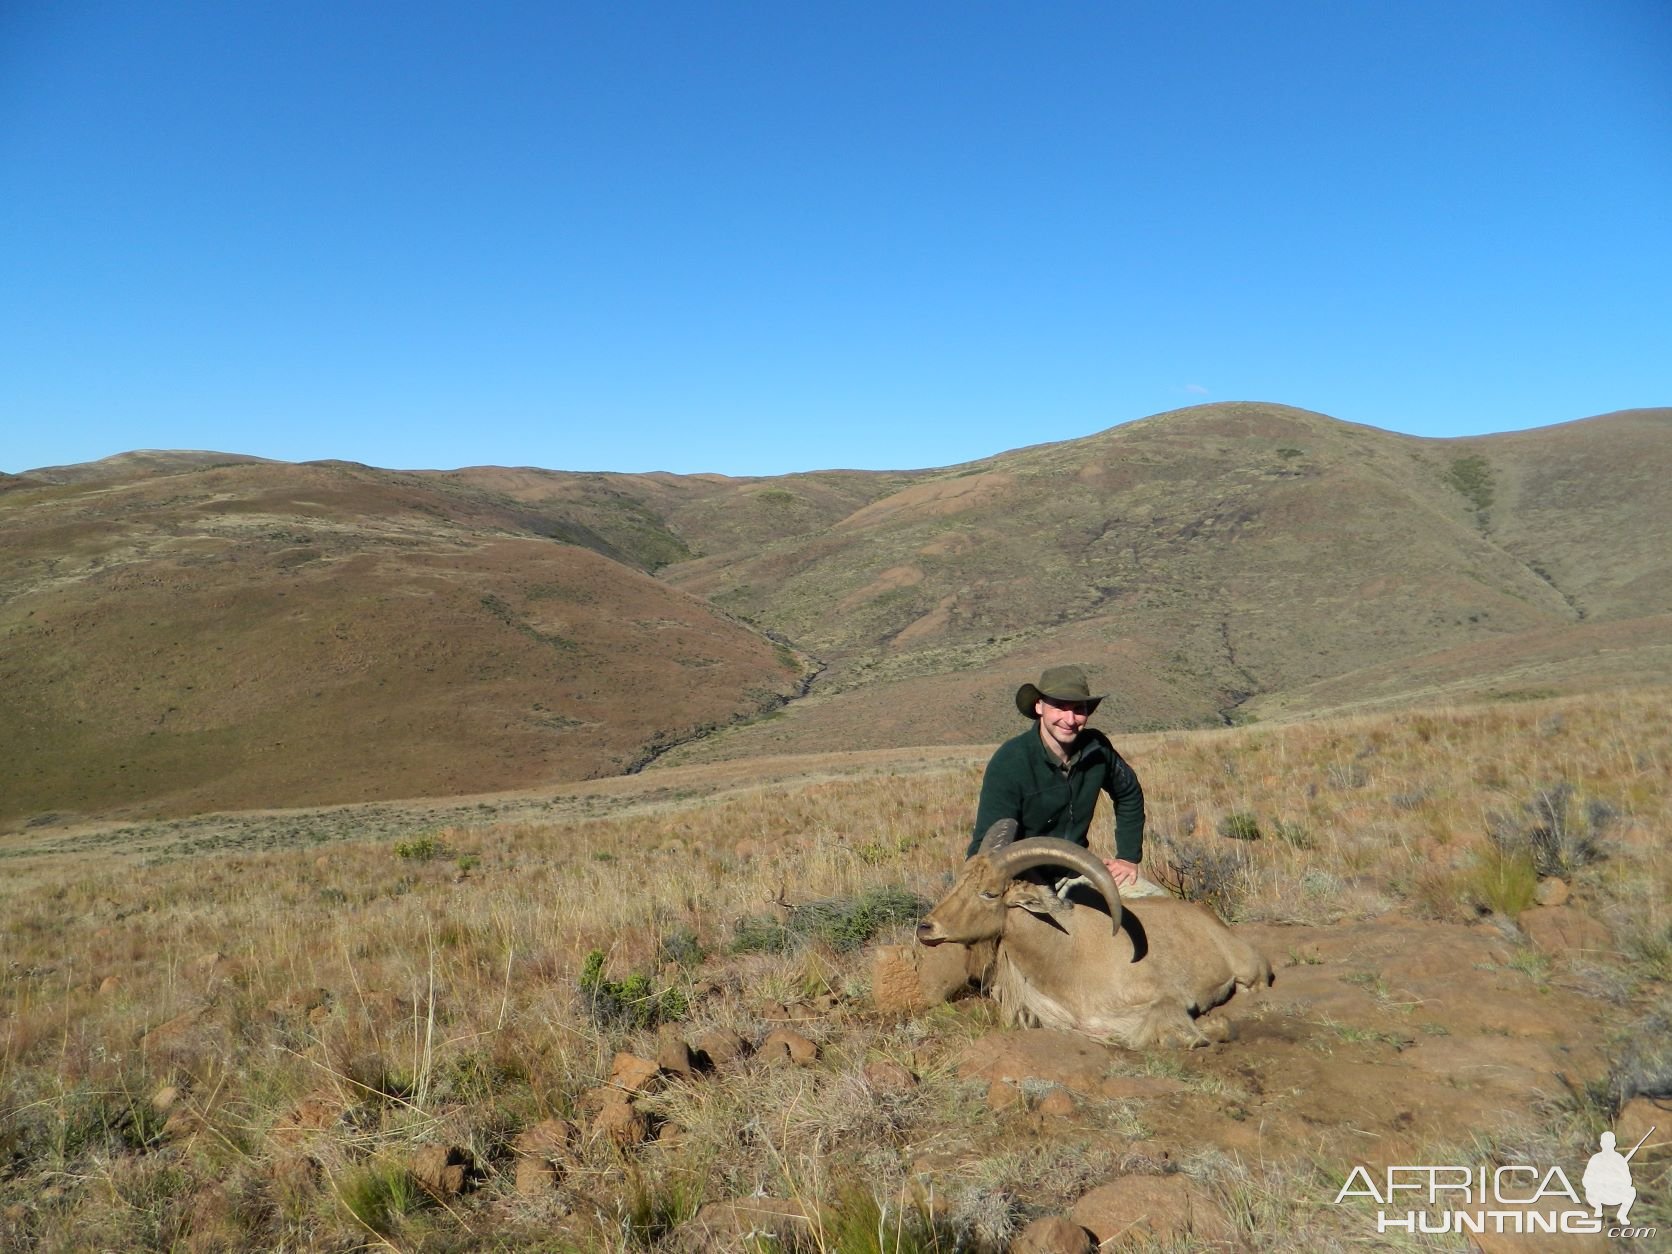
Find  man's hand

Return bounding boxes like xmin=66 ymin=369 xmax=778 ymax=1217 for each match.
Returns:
xmin=1103 ymin=858 xmax=1140 ymax=888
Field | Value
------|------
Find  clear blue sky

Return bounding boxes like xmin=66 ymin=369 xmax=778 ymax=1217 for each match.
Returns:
xmin=3 ymin=1 xmax=1668 ymax=476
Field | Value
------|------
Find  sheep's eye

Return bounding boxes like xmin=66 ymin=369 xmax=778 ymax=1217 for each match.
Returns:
xmin=978 ymin=889 xmax=1001 ymax=901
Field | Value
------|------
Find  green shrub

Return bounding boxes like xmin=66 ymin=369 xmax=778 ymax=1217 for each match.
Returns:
xmin=1462 ymin=846 xmax=1539 ymax=916
xmin=393 ymin=835 xmax=446 ymax=861
xmin=1218 ymin=812 xmax=1262 ymax=841
xmin=731 ymin=886 xmax=929 ymax=955
xmin=336 ymin=1159 xmax=429 ymax=1238
xmin=578 ymin=950 xmax=689 ymax=1030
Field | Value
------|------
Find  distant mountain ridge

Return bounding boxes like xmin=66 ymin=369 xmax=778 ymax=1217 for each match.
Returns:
xmin=3 ymin=402 xmax=1668 ymax=824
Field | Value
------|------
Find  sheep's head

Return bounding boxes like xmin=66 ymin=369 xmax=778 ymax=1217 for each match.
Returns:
xmin=916 ymin=838 xmax=1121 ymax=946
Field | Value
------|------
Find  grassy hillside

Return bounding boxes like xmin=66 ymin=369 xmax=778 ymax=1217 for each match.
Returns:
xmin=0 ymin=459 xmax=804 ymax=823
xmin=2 ymin=690 xmax=1667 ymax=1249
xmin=6 ymin=402 xmax=1669 ymax=823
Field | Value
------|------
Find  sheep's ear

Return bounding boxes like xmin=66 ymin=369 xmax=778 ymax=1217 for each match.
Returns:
xmin=1005 ymin=881 xmax=1071 ymax=922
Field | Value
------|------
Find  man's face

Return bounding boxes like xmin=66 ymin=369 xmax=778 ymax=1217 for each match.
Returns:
xmin=1035 ymin=696 xmax=1091 ymax=756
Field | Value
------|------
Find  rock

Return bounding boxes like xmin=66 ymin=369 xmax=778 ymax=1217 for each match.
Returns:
xmin=862 ymin=1059 xmax=917 ymax=1092
xmin=592 ymin=1099 xmax=650 ymax=1148
xmin=1012 ymin=1215 xmax=1096 ymax=1253
xmin=514 ymin=1155 xmax=561 ymax=1198
xmin=98 ymin=975 xmax=122 ymax=996
xmin=871 ymin=943 xmax=974 ymax=1013
xmin=677 ymin=1197 xmax=816 ymax=1250
xmin=656 ymin=1031 xmax=698 ymax=1080
xmin=608 ymin=1051 xmax=663 ymax=1094
xmin=1036 ymin=1087 xmax=1077 ymax=1118
xmin=986 ymin=1080 xmax=1024 ymax=1112
xmin=1515 ymin=906 xmax=1613 ymax=957
xmin=1533 ymin=877 xmax=1570 ymax=907
xmin=151 ymin=1085 xmax=183 ymax=1114
xmin=161 ymin=1110 xmax=202 ymax=1141
xmin=1070 ymin=1175 xmax=1232 ymax=1246
xmin=410 ymin=1144 xmax=471 ymax=1197
xmin=512 ymin=1118 xmax=578 ymax=1160
xmin=691 ymin=1026 xmax=749 ymax=1066
xmin=760 ymin=1029 xmax=818 ymax=1066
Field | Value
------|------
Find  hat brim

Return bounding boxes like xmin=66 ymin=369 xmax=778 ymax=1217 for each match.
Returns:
xmin=1016 ymin=684 xmax=1104 ymax=719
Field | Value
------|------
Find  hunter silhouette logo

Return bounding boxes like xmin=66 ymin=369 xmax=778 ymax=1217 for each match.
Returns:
xmin=1583 ymin=1127 xmax=1653 ymax=1225
xmin=1334 ymin=1123 xmax=1659 ymax=1239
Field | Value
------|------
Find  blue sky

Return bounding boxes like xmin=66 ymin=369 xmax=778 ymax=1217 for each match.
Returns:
xmin=3 ymin=1 xmax=1668 ymax=476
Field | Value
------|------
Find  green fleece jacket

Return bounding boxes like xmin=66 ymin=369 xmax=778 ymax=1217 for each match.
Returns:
xmin=966 ymin=725 xmax=1145 ymax=862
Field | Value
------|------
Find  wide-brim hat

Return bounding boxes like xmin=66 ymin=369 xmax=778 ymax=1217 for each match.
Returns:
xmin=1016 ymin=664 xmax=1104 ymax=718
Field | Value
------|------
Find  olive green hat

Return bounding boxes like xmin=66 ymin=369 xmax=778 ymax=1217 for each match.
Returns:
xmin=1015 ymin=664 xmax=1104 ymax=718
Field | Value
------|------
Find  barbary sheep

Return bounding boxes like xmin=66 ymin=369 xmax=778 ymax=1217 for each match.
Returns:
xmin=915 ymin=833 xmax=1272 ymax=1048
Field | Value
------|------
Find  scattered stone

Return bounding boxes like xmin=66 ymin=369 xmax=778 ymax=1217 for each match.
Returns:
xmin=98 ymin=975 xmax=122 ymax=996
xmin=410 ymin=1144 xmax=471 ymax=1197
xmin=871 ymin=942 xmax=975 ymax=1013
xmin=151 ymin=1085 xmax=182 ymax=1114
xmin=1533 ymin=877 xmax=1570 ymax=907
xmin=1071 ymin=1175 xmax=1232 ymax=1246
xmin=512 ymin=1118 xmax=578 ymax=1161
xmin=591 ymin=1099 xmax=650 ymax=1148
xmin=514 ymin=1155 xmax=561 ymax=1198
xmin=1012 ymin=1215 xmax=1096 ymax=1254
xmin=608 ymin=1051 xmax=663 ymax=1094
xmin=1036 ymin=1087 xmax=1077 ymax=1118
xmin=656 ymin=1031 xmax=697 ymax=1080
xmin=760 ymin=1028 xmax=818 ymax=1066
xmin=986 ymin=1079 xmax=1024 ymax=1112
xmin=862 ymin=1059 xmax=917 ymax=1092
xmin=1515 ymin=906 xmax=1613 ymax=957
xmin=691 ymin=1026 xmax=749 ymax=1066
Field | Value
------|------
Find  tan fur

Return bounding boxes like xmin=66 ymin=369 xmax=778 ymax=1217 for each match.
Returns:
xmin=917 ymin=855 xmax=1273 ymax=1049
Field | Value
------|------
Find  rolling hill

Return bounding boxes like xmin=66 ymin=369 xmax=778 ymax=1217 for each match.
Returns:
xmin=3 ymin=402 xmax=1668 ymax=824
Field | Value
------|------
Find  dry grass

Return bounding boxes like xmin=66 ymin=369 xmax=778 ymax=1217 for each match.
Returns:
xmin=2 ymin=688 xmax=1668 ymax=1249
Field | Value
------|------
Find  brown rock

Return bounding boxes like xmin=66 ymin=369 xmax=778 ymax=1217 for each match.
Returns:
xmin=151 ymin=1085 xmax=183 ymax=1114
xmin=1516 ymin=906 xmax=1613 ymax=957
xmin=411 ymin=1144 xmax=471 ymax=1197
xmin=512 ymin=1117 xmax=578 ymax=1160
xmin=1070 ymin=1175 xmax=1232 ymax=1246
xmin=656 ymin=1031 xmax=698 ymax=1080
xmin=871 ymin=942 xmax=976 ymax=1013
xmin=986 ymin=1080 xmax=1024 ymax=1112
xmin=1036 ymin=1087 xmax=1077 ymax=1118
xmin=1533 ymin=877 xmax=1570 ymax=907
xmin=98 ymin=975 xmax=122 ymax=996
xmin=691 ymin=1026 xmax=749 ymax=1066
xmin=862 ymin=1059 xmax=917 ymax=1092
xmin=1012 ymin=1215 xmax=1096 ymax=1254
xmin=514 ymin=1155 xmax=561 ymax=1198
xmin=592 ymin=1099 xmax=650 ymax=1148
xmin=161 ymin=1110 xmax=202 ymax=1141
xmin=608 ymin=1051 xmax=663 ymax=1094
xmin=760 ymin=1028 xmax=819 ymax=1066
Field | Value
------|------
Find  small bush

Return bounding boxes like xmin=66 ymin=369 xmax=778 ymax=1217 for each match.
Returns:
xmin=393 ymin=835 xmax=447 ymax=861
xmin=336 ymin=1159 xmax=429 ymax=1238
xmin=732 ymin=886 xmax=929 ymax=955
xmin=1217 ymin=813 xmax=1262 ymax=842
xmin=579 ymin=950 xmax=689 ymax=1030
xmin=1487 ymin=782 xmax=1608 ymax=877
xmin=1462 ymin=846 xmax=1539 ymax=916
xmin=1160 ymin=841 xmax=1247 ymax=920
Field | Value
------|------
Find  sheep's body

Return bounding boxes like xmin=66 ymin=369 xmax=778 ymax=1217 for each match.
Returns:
xmin=917 ymin=844 xmax=1272 ymax=1049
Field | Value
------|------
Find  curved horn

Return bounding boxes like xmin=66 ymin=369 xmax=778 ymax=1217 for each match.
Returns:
xmin=990 ymin=837 xmax=1122 ymax=935
xmin=977 ymin=818 xmax=1020 ymax=854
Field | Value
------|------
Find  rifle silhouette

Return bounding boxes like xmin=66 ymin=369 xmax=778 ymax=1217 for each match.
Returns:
xmin=1621 ymin=1125 xmax=1656 ymax=1161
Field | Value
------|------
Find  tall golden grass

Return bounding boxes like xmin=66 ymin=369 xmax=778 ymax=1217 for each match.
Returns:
xmin=2 ymin=688 xmax=1668 ymax=1249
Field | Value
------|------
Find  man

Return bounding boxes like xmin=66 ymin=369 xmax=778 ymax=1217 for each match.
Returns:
xmin=968 ymin=664 xmax=1166 ymax=896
